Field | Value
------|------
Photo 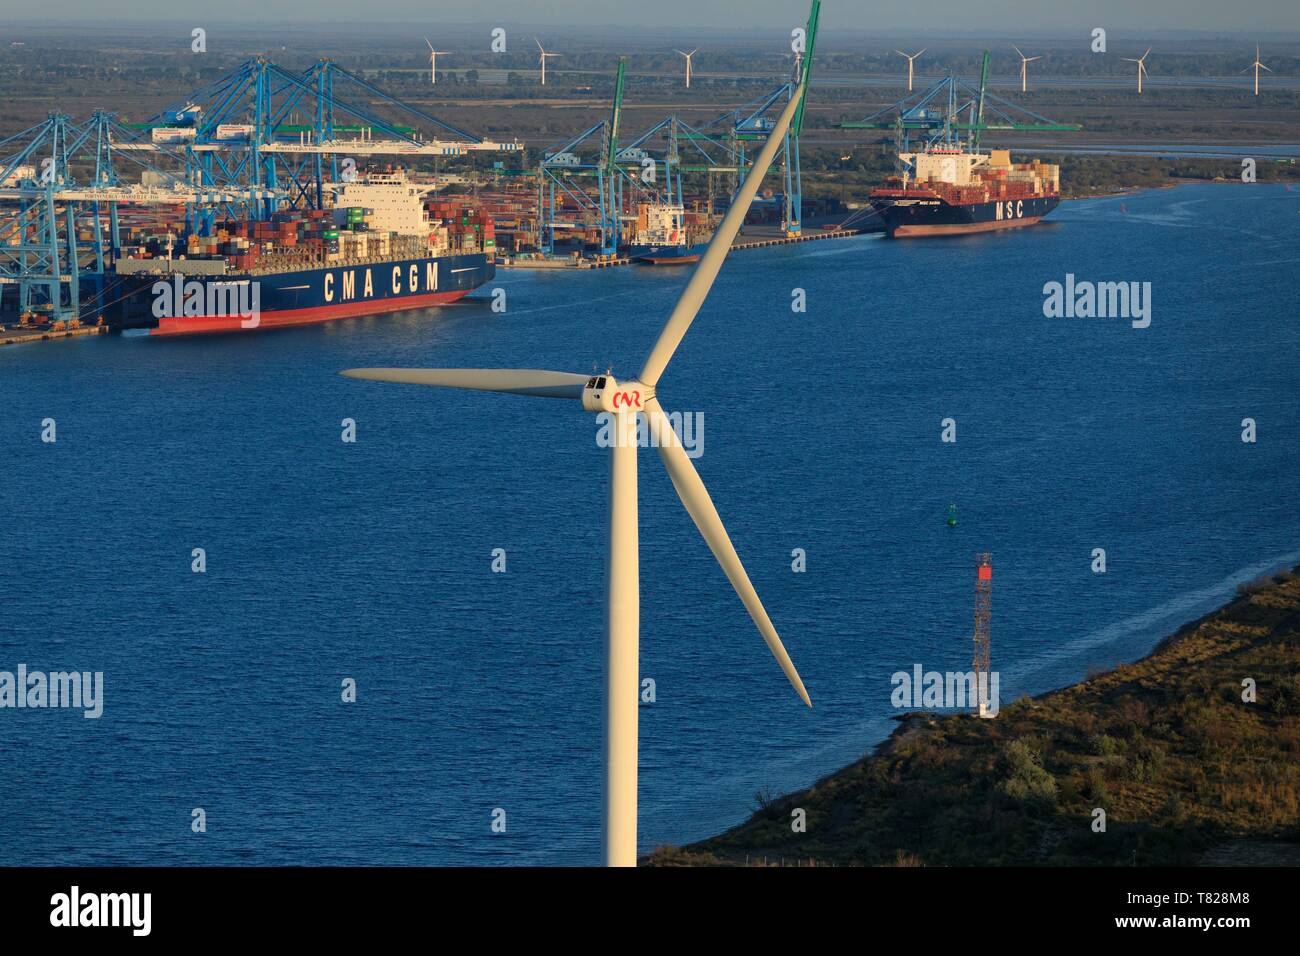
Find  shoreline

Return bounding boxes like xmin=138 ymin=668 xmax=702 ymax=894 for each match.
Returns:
xmin=653 ymin=563 xmax=1300 ymax=866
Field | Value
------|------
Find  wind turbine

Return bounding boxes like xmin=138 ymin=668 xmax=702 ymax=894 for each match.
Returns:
xmin=536 ymin=38 xmax=561 ymax=86
xmin=1122 ymin=48 xmax=1151 ymax=95
xmin=342 ymin=83 xmax=812 ymax=869
xmin=1013 ymin=45 xmax=1042 ymax=93
xmin=895 ymin=48 xmax=925 ymax=92
xmin=1244 ymin=45 xmax=1271 ymax=96
xmin=424 ymin=38 xmax=451 ymax=85
xmin=675 ymin=48 xmax=697 ymax=88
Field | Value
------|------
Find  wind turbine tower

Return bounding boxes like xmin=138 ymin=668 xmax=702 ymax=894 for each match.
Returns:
xmin=536 ymin=38 xmax=561 ymax=86
xmin=895 ymin=48 xmax=925 ymax=92
xmin=342 ymin=80 xmax=813 ymax=869
xmin=424 ymin=38 xmax=451 ymax=85
xmin=1245 ymin=45 xmax=1272 ymax=96
xmin=1122 ymin=48 xmax=1151 ymax=95
xmin=1013 ymin=45 xmax=1042 ymax=93
xmin=676 ymin=48 xmax=697 ymax=88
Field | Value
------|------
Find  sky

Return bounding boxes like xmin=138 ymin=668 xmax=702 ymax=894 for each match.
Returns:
xmin=2 ymin=0 xmax=1298 ymax=34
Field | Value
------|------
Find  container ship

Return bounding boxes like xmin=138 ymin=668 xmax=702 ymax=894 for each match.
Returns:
xmin=108 ymin=169 xmax=495 ymax=335
xmin=869 ymin=147 xmax=1060 ymax=238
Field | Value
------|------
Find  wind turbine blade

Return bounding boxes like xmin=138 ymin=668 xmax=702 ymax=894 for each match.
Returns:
xmin=425 ymin=37 xmax=434 ymax=51
xmin=1028 ymin=56 xmax=1043 ymax=62
xmin=915 ymin=48 xmax=926 ymax=57
xmin=341 ymin=368 xmax=589 ymax=399
xmin=638 ymin=82 xmax=805 ymax=387
xmin=1013 ymin=45 xmax=1024 ymax=58
xmin=644 ymin=399 xmax=811 ymax=706
xmin=894 ymin=49 xmax=907 ymax=57
xmin=535 ymin=37 xmax=544 ymax=52
xmin=690 ymin=48 xmax=698 ymax=56
xmin=1261 ymin=63 xmax=1273 ymax=72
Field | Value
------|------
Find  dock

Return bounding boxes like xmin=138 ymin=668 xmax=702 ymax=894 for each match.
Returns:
xmin=731 ymin=227 xmax=864 ymax=251
xmin=1 ymin=324 xmax=109 ymax=347
xmin=499 ymin=227 xmax=865 ymax=271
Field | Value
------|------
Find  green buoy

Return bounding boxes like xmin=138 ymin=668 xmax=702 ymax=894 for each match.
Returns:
xmin=946 ymin=503 xmax=958 ymax=527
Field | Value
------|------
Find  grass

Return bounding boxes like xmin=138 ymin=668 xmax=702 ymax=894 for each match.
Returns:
xmin=648 ymin=567 xmax=1300 ymax=867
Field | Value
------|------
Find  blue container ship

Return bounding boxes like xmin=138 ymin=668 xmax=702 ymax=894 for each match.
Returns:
xmin=106 ymin=169 xmax=495 ymax=335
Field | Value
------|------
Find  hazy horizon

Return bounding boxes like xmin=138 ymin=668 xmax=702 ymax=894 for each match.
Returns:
xmin=1 ymin=0 xmax=1298 ymax=34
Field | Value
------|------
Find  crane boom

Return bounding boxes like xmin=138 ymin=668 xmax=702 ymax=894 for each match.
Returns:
xmin=605 ymin=57 xmax=626 ymax=179
xmin=974 ymin=50 xmax=990 ymax=150
xmin=792 ymin=0 xmax=820 ymax=138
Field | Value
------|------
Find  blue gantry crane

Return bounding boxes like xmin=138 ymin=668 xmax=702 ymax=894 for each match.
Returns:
xmin=0 ymin=110 xmax=267 ymax=322
xmin=691 ymin=0 xmax=819 ymax=234
xmin=127 ymin=57 xmax=520 ymax=232
xmin=537 ymin=56 xmax=627 ymax=256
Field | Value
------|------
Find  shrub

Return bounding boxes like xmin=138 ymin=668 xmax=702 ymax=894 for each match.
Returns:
xmin=1089 ymin=733 xmax=1121 ymax=757
xmin=1085 ymin=767 xmax=1111 ymax=805
xmin=998 ymin=740 xmax=1058 ymax=809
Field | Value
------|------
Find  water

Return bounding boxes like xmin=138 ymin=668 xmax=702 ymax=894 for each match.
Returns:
xmin=1 ymin=183 xmax=1297 ymax=865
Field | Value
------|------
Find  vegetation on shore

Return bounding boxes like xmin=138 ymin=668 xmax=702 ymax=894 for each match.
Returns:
xmin=649 ymin=568 xmax=1300 ymax=866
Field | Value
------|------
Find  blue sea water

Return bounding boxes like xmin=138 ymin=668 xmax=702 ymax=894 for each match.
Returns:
xmin=1 ymin=183 xmax=1297 ymax=866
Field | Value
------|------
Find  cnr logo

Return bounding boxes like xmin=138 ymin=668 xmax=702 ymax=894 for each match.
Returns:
xmin=612 ymin=390 xmax=642 ymax=409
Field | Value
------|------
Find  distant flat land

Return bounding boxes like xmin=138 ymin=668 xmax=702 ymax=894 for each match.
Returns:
xmin=1 ymin=32 xmax=1297 ymax=206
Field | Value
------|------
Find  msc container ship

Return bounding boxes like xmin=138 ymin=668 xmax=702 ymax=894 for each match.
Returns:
xmin=869 ymin=147 xmax=1060 ymax=238
xmin=108 ymin=169 xmax=494 ymax=335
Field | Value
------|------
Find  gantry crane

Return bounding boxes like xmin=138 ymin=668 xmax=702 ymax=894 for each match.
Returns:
xmin=688 ymin=0 xmax=820 ymax=235
xmin=842 ymin=50 xmax=1081 ymax=156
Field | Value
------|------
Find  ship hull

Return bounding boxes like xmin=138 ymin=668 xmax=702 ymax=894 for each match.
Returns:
xmin=625 ymin=243 xmax=703 ymax=265
xmin=151 ymin=288 xmax=476 ymax=335
xmin=110 ymin=253 xmax=493 ymax=336
xmin=872 ymin=195 xmax=1059 ymax=239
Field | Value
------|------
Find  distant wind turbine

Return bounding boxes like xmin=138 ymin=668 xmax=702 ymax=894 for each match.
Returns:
xmin=1243 ymin=45 xmax=1271 ymax=96
xmin=1122 ymin=48 xmax=1151 ymax=95
xmin=424 ymin=38 xmax=451 ymax=85
xmin=675 ymin=48 xmax=698 ymax=88
xmin=536 ymin=38 xmax=561 ymax=86
xmin=1013 ymin=45 xmax=1042 ymax=93
xmin=895 ymin=48 xmax=925 ymax=92
xmin=341 ymin=82 xmax=813 ymax=869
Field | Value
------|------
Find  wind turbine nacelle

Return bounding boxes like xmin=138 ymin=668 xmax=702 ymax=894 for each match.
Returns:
xmin=582 ymin=375 xmax=646 ymax=414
